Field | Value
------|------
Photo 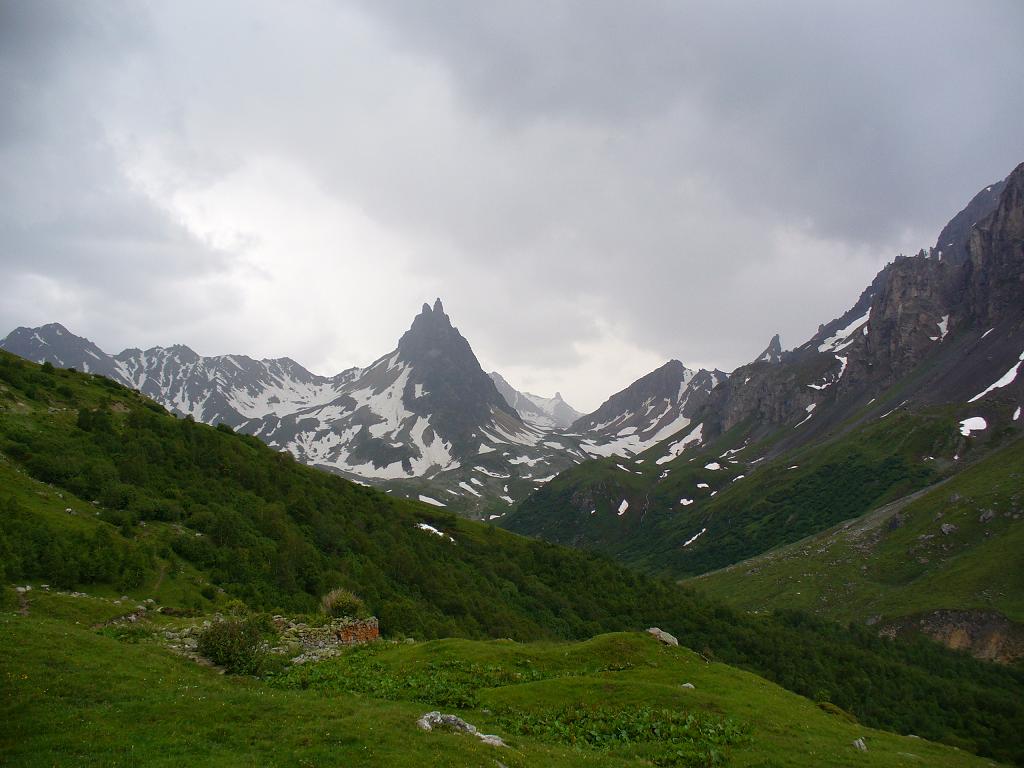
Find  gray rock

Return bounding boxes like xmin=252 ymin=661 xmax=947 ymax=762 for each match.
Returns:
xmin=853 ymin=737 xmax=868 ymax=751
xmin=940 ymin=523 xmax=958 ymax=535
xmin=416 ymin=711 xmax=507 ymax=747
xmin=647 ymin=627 xmax=679 ymax=646
xmin=979 ymin=510 xmax=995 ymax=523
xmin=681 ymin=682 xmax=695 ymax=689
xmin=417 ymin=711 xmax=477 ymax=735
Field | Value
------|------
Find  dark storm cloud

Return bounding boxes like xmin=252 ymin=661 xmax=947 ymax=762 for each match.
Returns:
xmin=1 ymin=0 xmax=1022 ymax=409
xmin=355 ymin=0 xmax=1024 ymax=246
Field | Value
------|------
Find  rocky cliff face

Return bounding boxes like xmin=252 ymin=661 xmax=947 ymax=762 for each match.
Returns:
xmin=960 ymin=164 xmax=1024 ymax=329
xmin=882 ymin=610 xmax=1024 ymax=665
xmin=933 ymin=179 xmax=1006 ymax=265
xmin=698 ymin=162 xmax=1024 ymax=449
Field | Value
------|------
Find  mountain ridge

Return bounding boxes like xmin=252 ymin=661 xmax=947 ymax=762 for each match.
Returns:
xmin=4 ymin=163 xmax=1022 ymax=531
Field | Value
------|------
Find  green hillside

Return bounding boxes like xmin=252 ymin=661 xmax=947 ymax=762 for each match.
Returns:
xmin=0 ymin=591 xmax=1007 ymax=767
xmin=689 ymin=435 xmax=1024 ymax=634
xmin=502 ymin=397 xmax=1019 ymax=582
xmin=3 ymin=350 xmax=1024 ymax=763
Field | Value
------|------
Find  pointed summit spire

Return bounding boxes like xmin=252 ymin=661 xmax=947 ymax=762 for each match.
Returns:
xmin=433 ymin=297 xmax=444 ymax=313
xmin=756 ymin=334 xmax=783 ymax=364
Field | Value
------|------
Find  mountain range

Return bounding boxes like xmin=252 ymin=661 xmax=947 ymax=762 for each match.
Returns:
xmin=500 ymin=161 xmax=1024 ymax=660
xmin=1 ymin=300 xmax=730 ymax=517
xmin=3 ymin=161 xmax=1023 ymax=661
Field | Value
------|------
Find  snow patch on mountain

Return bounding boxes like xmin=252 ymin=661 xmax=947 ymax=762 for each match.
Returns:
xmin=959 ymin=417 xmax=987 ymax=437
xmin=969 ymin=350 xmax=1024 ymax=402
xmin=818 ymin=309 xmax=870 ymax=353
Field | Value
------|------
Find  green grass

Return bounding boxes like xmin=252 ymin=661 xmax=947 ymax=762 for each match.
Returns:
xmin=0 ymin=593 xmax=1004 ymax=767
xmin=690 ymin=435 xmax=1024 ymax=628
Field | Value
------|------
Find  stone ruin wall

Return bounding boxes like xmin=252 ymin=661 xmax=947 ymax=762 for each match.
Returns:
xmin=274 ymin=616 xmax=380 ymax=650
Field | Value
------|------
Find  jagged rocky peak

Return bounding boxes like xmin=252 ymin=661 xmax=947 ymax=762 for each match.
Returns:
xmin=488 ymin=371 xmax=583 ymax=429
xmin=391 ymin=298 xmax=522 ymax=447
xmin=962 ymin=161 xmax=1024 ymax=328
xmin=933 ymin=176 xmax=1006 ymax=264
xmin=572 ymin=359 xmax=690 ymax=432
xmin=398 ymin=298 xmax=464 ymax=359
xmin=756 ymin=334 xmax=783 ymax=364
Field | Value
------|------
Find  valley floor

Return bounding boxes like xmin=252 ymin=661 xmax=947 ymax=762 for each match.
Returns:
xmin=0 ymin=590 xmax=1000 ymax=768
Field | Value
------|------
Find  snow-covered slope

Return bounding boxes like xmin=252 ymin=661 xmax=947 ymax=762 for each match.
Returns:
xmin=569 ymin=360 xmax=727 ymax=458
xmin=0 ymin=324 xmax=355 ymax=426
xmin=0 ymin=301 xmax=592 ymax=516
xmin=113 ymin=346 xmax=355 ymax=426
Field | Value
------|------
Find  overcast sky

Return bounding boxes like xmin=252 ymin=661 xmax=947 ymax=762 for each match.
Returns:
xmin=1 ymin=1 xmax=1022 ymax=411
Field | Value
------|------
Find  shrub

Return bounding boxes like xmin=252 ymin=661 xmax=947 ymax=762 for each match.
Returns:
xmin=196 ymin=617 xmax=269 ymax=674
xmin=321 ymin=588 xmax=368 ymax=619
xmin=817 ymin=701 xmax=859 ymax=724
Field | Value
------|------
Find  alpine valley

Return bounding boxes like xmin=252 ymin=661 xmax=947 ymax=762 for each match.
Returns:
xmin=6 ymin=162 xmax=1024 ymax=655
xmin=2 ymin=163 xmax=1024 ymax=766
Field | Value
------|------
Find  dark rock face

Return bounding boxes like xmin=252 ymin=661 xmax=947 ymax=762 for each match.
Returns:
xmin=933 ymin=179 xmax=1006 ymax=265
xmin=697 ymin=162 xmax=1024 ymax=449
xmin=882 ymin=609 xmax=1024 ymax=664
xmin=960 ymin=164 xmax=1024 ymax=329
xmin=862 ymin=255 xmax=956 ymax=385
xmin=756 ymin=334 xmax=783 ymax=364
xmin=396 ymin=299 xmax=522 ymax=452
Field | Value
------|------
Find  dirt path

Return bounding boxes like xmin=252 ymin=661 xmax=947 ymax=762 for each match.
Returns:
xmin=151 ymin=562 xmax=168 ymax=593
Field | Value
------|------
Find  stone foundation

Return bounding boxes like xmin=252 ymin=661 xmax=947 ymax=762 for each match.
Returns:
xmin=274 ymin=616 xmax=380 ymax=651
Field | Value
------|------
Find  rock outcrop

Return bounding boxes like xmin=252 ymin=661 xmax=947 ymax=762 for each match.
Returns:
xmin=881 ymin=609 xmax=1024 ymax=664
xmin=416 ymin=711 xmax=507 ymax=747
xmin=697 ymin=162 xmax=1024 ymax=451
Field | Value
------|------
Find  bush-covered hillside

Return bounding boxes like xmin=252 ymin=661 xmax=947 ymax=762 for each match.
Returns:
xmin=1 ymin=350 xmax=1023 ymax=762
xmin=503 ymin=401 xmax=992 ymax=579
xmin=691 ymin=435 xmax=1024 ymax=628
